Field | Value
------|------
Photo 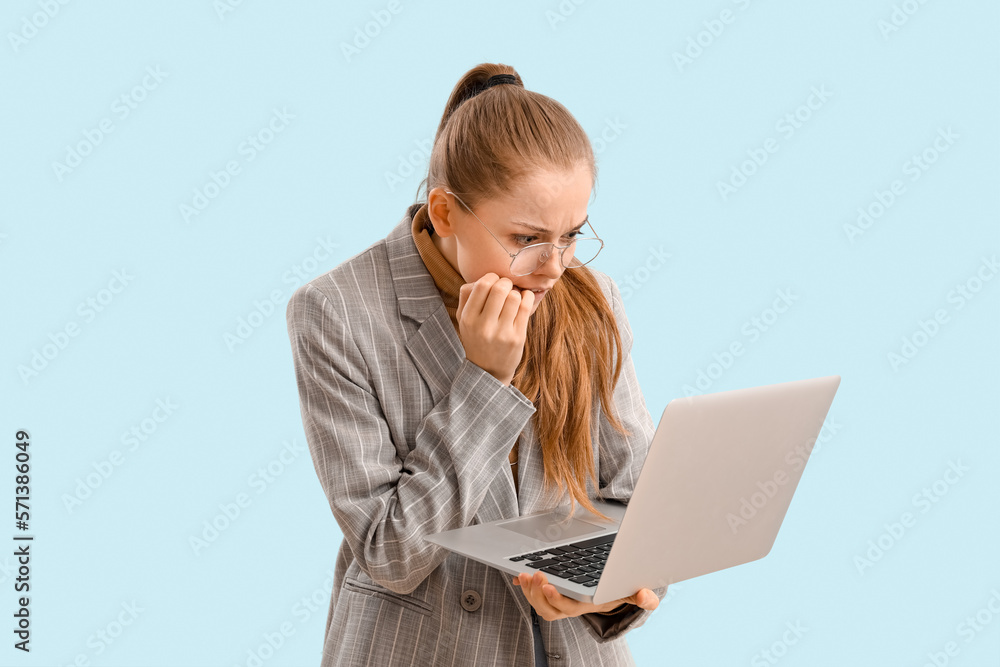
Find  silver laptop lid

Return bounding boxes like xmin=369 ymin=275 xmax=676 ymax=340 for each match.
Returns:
xmin=592 ymin=374 xmax=840 ymax=604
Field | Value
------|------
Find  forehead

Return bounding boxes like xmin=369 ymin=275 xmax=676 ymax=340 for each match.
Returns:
xmin=491 ymin=168 xmax=593 ymax=234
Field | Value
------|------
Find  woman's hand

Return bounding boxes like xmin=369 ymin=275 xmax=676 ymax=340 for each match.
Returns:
xmin=456 ymin=273 xmax=535 ymax=386
xmin=512 ymin=571 xmax=660 ymax=621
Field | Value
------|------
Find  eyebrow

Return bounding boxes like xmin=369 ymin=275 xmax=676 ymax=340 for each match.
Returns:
xmin=509 ymin=217 xmax=589 ymax=234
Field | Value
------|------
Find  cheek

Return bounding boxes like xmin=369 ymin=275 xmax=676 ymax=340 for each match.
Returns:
xmin=459 ymin=247 xmax=510 ymax=282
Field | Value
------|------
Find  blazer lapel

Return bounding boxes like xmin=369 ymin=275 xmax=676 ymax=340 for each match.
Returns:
xmin=404 ymin=305 xmax=466 ymax=407
xmin=385 ymin=207 xmax=521 ymax=525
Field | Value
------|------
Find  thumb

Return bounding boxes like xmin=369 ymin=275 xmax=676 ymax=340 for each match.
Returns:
xmin=633 ymin=589 xmax=659 ymax=610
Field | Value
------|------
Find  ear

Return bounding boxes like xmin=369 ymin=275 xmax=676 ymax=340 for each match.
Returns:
xmin=427 ymin=187 xmax=458 ymax=238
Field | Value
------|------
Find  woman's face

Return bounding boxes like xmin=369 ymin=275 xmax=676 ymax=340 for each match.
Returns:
xmin=427 ymin=163 xmax=594 ymax=313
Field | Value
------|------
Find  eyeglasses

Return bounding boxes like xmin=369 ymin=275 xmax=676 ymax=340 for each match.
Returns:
xmin=444 ymin=190 xmax=604 ymax=277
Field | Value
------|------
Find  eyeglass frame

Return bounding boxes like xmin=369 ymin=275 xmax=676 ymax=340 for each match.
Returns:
xmin=443 ymin=189 xmax=604 ymax=277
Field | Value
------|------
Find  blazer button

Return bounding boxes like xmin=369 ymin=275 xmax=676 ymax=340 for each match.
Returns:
xmin=460 ymin=590 xmax=482 ymax=612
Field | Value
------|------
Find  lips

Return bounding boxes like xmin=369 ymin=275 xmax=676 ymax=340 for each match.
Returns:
xmin=515 ymin=285 xmax=551 ymax=300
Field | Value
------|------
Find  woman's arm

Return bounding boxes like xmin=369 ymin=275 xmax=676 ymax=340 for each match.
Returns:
xmin=286 ymin=282 xmax=537 ymax=595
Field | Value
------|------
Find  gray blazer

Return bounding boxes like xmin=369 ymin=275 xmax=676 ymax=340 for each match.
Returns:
xmin=285 ymin=204 xmax=667 ymax=666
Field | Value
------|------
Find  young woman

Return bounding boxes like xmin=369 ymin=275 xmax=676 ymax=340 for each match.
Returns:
xmin=286 ymin=63 xmax=665 ymax=667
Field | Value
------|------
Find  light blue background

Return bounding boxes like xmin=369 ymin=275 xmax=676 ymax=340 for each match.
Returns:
xmin=2 ymin=1 xmax=998 ymax=665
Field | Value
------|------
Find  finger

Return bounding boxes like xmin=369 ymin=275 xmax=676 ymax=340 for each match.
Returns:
xmin=526 ymin=573 xmax=572 ymax=619
xmin=458 ymin=283 xmax=472 ymax=320
xmin=520 ymin=573 xmax=563 ymax=617
xmin=537 ymin=581 xmax=583 ymax=616
xmin=512 ymin=289 xmax=535 ymax=332
xmin=497 ymin=288 xmax=526 ymax=328
xmin=625 ymin=589 xmax=657 ymax=610
xmin=480 ymin=276 xmax=514 ymax=322
xmin=463 ymin=274 xmax=499 ymax=320
xmin=637 ymin=588 xmax=660 ymax=610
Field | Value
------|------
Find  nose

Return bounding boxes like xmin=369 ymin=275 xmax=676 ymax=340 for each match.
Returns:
xmin=533 ymin=245 xmax=565 ymax=278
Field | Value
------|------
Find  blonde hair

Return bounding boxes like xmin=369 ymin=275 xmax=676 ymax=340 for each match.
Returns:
xmin=416 ymin=63 xmax=630 ymax=522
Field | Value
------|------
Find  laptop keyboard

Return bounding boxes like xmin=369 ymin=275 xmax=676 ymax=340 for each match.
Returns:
xmin=506 ymin=533 xmax=616 ymax=588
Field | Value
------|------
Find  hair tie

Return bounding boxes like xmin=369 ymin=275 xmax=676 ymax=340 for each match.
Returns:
xmin=482 ymin=73 xmax=517 ymax=90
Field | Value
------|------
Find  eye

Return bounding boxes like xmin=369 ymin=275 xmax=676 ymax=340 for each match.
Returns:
xmin=512 ymin=230 xmax=583 ymax=246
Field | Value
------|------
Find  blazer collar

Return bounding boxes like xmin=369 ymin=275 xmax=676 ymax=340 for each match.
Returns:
xmin=385 ymin=205 xmax=468 ymax=407
xmin=386 ymin=203 xmax=449 ymax=325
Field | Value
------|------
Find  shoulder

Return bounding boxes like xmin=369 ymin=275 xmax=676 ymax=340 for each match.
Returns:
xmin=587 ymin=268 xmax=621 ymax=312
xmin=584 ymin=267 xmax=633 ymax=353
xmin=285 ymin=238 xmax=392 ymax=330
xmin=585 ymin=268 xmax=626 ymax=329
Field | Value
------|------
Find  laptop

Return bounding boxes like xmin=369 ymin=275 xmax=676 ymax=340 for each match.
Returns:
xmin=424 ymin=375 xmax=841 ymax=605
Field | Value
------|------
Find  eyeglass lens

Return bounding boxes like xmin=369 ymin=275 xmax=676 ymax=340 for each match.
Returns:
xmin=510 ymin=238 xmax=602 ymax=276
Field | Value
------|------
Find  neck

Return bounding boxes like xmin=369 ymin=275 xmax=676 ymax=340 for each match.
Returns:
xmin=430 ymin=231 xmax=461 ymax=276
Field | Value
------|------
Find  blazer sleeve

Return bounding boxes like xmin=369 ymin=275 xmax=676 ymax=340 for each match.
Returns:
xmin=286 ymin=282 xmax=537 ymax=595
xmin=580 ymin=275 xmax=668 ymax=642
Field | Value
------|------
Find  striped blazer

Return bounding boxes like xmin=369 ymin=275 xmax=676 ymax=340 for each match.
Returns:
xmin=285 ymin=204 xmax=666 ymax=666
